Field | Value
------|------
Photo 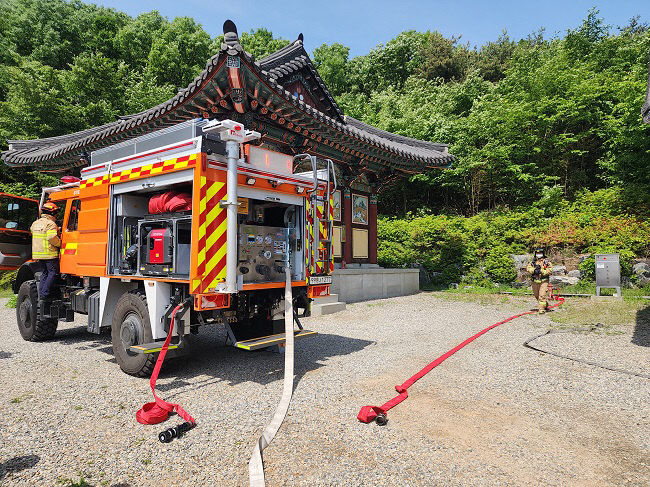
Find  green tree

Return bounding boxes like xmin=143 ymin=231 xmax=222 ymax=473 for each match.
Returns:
xmin=240 ymin=28 xmax=290 ymax=60
xmin=115 ymin=11 xmax=168 ymax=70
xmin=146 ymin=16 xmax=211 ymax=88
xmin=475 ymin=30 xmax=515 ymax=81
xmin=417 ymin=31 xmax=473 ymax=82
xmin=312 ymin=43 xmax=350 ymax=96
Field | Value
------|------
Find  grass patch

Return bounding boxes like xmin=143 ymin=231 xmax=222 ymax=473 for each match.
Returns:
xmin=56 ymin=476 xmax=92 ymax=487
xmin=9 ymin=393 xmax=31 ymax=404
xmin=427 ymin=290 xmax=531 ymax=308
xmin=0 ymin=287 xmax=15 ymax=299
xmin=428 ymin=285 xmax=647 ymax=331
xmin=549 ymin=298 xmax=645 ymax=328
xmin=5 ymin=294 xmax=16 ymax=308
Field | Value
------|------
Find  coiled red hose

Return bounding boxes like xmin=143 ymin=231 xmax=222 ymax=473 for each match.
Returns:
xmin=136 ymin=301 xmax=195 ymax=426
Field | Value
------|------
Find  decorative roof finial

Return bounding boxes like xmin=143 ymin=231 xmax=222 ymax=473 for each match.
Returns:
xmin=222 ymin=20 xmax=241 ymax=54
xmin=298 ymin=33 xmax=304 ymax=43
xmin=223 ymin=20 xmax=238 ymax=37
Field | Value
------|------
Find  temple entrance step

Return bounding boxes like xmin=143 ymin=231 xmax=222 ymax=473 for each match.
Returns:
xmin=234 ymin=329 xmax=317 ymax=351
xmin=311 ymin=294 xmax=346 ymax=316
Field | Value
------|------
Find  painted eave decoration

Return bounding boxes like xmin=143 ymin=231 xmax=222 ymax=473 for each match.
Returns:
xmin=1 ymin=20 xmax=455 ymax=175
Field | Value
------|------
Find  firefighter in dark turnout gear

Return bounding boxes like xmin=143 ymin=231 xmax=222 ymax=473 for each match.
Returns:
xmin=30 ymin=202 xmax=61 ymax=299
xmin=526 ymin=247 xmax=552 ymax=314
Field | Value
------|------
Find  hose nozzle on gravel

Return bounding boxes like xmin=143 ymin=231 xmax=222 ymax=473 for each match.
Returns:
xmin=158 ymin=421 xmax=195 ymax=443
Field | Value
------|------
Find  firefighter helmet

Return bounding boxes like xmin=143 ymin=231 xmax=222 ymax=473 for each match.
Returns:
xmin=41 ymin=201 xmax=59 ymax=215
xmin=533 ymin=247 xmax=546 ymax=258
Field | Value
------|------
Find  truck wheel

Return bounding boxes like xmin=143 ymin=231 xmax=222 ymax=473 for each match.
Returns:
xmin=16 ymin=280 xmax=58 ymax=341
xmin=111 ymin=291 xmax=156 ymax=377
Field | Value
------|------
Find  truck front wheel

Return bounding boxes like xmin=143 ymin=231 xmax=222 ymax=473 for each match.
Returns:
xmin=16 ymin=280 xmax=57 ymax=341
xmin=111 ymin=291 xmax=156 ymax=377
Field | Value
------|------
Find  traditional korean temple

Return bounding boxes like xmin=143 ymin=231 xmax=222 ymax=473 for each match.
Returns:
xmin=2 ymin=20 xmax=453 ymax=303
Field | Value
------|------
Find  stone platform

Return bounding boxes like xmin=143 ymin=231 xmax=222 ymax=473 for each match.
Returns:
xmin=330 ymin=267 xmax=420 ymax=303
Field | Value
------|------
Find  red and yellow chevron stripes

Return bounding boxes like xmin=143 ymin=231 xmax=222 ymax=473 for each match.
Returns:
xmin=191 ymin=176 xmax=227 ymax=293
xmin=80 ymin=153 xmax=198 ymax=189
xmin=305 ymin=199 xmax=314 ymax=277
xmin=329 ymin=194 xmax=335 ymax=272
xmin=306 ymin=196 xmax=334 ymax=276
xmin=60 ymin=242 xmax=77 ymax=256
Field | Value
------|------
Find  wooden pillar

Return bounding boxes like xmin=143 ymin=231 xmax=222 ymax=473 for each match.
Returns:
xmin=343 ymin=187 xmax=352 ymax=264
xmin=368 ymin=193 xmax=378 ymax=264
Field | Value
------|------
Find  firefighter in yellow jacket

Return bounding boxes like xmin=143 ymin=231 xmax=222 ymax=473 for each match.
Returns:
xmin=526 ymin=247 xmax=552 ymax=314
xmin=30 ymin=202 xmax=61 ymax=300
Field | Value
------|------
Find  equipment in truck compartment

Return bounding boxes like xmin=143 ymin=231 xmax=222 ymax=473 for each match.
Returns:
xmin=147 ymin=228 xmax=172 ymax=264
xmin=148 ymin=191 xmax=192 ymax=214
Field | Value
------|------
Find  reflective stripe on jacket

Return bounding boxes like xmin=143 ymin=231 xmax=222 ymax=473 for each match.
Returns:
xmin=31 ymin=216 xmax=60 ymax=259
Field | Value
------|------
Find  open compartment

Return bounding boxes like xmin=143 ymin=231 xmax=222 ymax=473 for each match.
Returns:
xmin=109 ymin=169 xmax=194 ymax=280
xmin=237 ymin=197 xmax=305 ymax=284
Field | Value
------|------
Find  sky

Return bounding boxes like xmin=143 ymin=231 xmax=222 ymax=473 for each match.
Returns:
xmin=92 ymin=0 xmax=650 ymax=57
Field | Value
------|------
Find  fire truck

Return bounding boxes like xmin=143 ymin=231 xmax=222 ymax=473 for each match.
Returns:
xmin=12 ymin=119 xmax=335 ymax=376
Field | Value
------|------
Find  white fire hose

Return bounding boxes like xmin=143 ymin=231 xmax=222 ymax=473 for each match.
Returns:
xmin=248 ymin=268 xmax=295 ymax=486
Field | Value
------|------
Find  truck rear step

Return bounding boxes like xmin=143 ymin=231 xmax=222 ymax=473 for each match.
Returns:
xmin=235 ymin=330 xmax=316 ymax=351
xmin=129 ymin=342 xmax=181 ymax=354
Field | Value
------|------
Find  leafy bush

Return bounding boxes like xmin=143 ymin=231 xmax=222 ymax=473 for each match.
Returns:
xmin=484 ymin=247 xmax=517 ymax=283
xmin=0 ymin=270 xmax=17 ymax=290
xmin=378 ymin=188 xmax=649 ymax=287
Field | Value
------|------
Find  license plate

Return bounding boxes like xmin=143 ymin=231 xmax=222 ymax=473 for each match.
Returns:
xmin=309 ymin=275 xmax=332 ymax=285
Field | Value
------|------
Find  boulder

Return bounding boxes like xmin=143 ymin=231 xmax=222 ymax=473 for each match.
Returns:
xmin=578 ymin=254 xmax=591 ymax=263
xmin=567 ymin=269 xmax=583 ymax=279
xmin=511 ymin=254 xmax=531 ymax=270
xmin=633 ymin=262 xmax=650 ymax=276
xmin=550 ymin=275 xmax=579 ymax=287
xmin=551 ymin=265 xmax=567 ymax=275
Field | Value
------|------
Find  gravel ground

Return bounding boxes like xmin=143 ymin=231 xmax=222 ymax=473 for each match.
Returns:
xmin=0 ymin=293 xmax=648 ymax=486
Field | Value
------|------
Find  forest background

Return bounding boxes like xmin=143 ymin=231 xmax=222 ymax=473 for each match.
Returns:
xmin=1 ymin=0 xmax=648 ymax=288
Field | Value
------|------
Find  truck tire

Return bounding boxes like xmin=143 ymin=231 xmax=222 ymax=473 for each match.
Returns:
xmin=16 ymin=280 xmax=58 ymax=341
xmin=111 ymin=291 xmax=156 ymax=377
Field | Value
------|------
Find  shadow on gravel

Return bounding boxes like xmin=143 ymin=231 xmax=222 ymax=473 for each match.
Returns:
xmin=155 ymin=329 xmax=373 ymax=398
xmin=0 ymin=454 xmax=39 ymax=480
xmin=47 ymin=325 xmax=114 ymax=353
xmin=632 ymin=305 xmax=650 ymax=347
xmin=39 ymin=322 xmax=373 ymax=393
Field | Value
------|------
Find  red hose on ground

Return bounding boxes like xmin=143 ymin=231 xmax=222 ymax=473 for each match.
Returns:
xmin=136 ymin=302 xmax=195 ymax=426
xmin=358 ymin=291 xmax=565 ymax=424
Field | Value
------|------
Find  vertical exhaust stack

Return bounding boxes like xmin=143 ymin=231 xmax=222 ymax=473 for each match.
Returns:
xmin=202 ymin=119 xmax=261 ymax=293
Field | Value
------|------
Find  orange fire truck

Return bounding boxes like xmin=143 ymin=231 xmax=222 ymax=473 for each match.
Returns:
xmin=12 ymin=119 xmax=335 ymax=376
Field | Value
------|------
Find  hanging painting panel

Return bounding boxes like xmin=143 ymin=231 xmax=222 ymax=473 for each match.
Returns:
xmin=352 ymin=194 xmax=368 ymax=225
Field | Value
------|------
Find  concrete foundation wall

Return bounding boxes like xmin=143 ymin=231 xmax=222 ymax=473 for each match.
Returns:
xmin=331 ymin=268 xmax=420 ymax=303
